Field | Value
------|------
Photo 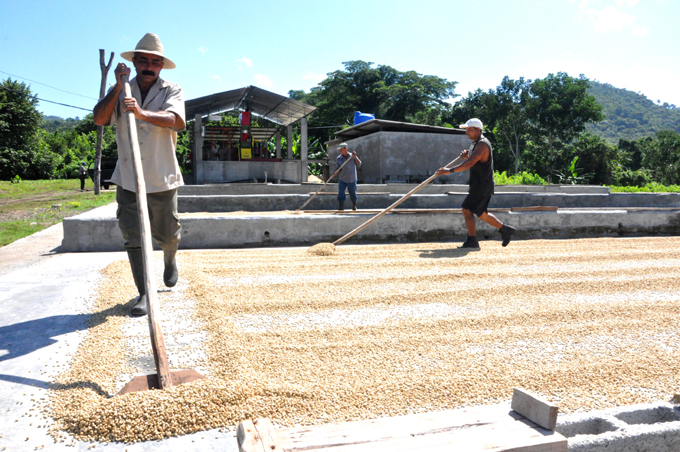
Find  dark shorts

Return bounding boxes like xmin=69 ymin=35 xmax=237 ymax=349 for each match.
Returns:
xmin=462 ymin=192 xmax=492 ymax=217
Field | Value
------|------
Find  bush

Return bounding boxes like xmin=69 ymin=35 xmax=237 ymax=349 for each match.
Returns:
xmin=608 ymin=182 xmax=680 ymax=193
xmin=494 ymin=171 xmax=547 ymax=185
xmin=611 ymin=168 xmax=653 ymax=187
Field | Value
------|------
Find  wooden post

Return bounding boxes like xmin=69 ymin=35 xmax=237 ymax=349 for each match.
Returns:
xmin=193 ymin=113 xmax=203 ymax=184
xmin=275 ymin=129 xmax=281 ymax=159
xmin=286 ymin=125 xmax=293 ymax=160
xmin=121 ymin=74 xmax=173 ymax=390
xmin=301 ymin=117 xmax=308 ymax=183
xmin=94 ymin=49 xmax=114 ymax=195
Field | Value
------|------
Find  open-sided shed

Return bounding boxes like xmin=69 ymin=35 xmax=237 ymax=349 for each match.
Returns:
xmin=185 ymin=85 xmax=317 ymax=184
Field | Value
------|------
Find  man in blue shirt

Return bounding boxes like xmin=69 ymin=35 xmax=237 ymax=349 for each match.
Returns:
xmin=336 ymin=142 xmax=362 ymax=211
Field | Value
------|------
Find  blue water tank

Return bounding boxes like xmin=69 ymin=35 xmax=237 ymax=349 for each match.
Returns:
xmin=354 ymin=111 xmax=375 ymax=125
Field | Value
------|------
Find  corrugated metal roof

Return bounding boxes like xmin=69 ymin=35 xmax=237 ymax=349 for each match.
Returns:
xmin=334 ymin=119 xmax=466 ymax=140
xmin=185 ymin=86 xmax=316 ymax=127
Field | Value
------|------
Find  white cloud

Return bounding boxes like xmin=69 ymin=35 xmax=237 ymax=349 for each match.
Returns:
xmin=631 ymin=24 xmax=650 ymax=36
xmin=236 ymin=57 xmax=253 ymax=68
xmin=587 ymin=5 xmax=637 ymax=32
xmin=615 ymin=0 xmax=639 ymax=6
xmin=303 ymin=72 xmax=326 ymax=84
xmin=208 ymin=73 xmax=221 ymax=84
xmin=254 ymin=74 xmax=273 ymax=87
xmin=575 ymin=1 xmax=649 ymax=37
xmin=198 ymin=46 xmax=208 ymax=54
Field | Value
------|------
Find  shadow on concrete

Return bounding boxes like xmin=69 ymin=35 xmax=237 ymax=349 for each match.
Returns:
xmin=0 ymin=373 xmax=112 ymax=397
xmin=417 ymin=247 xmax=478 ymax=259
xmin=49 ymin=379 xmax=111 ymax=397
xmin=0 ymin=303 xmax=129 ymax=363
xmin=40 ymin=245 xmax=62 ymax=256
xmin=0 ymin=373 xmax=50 ymax=389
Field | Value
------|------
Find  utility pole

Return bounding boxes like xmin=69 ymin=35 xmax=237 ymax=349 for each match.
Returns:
xmin=94 ymin=49 xmax=114 ymax=195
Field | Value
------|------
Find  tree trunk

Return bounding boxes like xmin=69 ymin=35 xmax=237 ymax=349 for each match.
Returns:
xmin=94 ymin=49 xmax=114 ymax=195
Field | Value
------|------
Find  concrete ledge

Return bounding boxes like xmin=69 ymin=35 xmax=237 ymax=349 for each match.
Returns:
xmin=61 ymin=203 xmax=680 ymax=252
xmin=556 ymin=402 xmax=680 ymax=451
xmin=179 ymin=183 xmax=611 ymax=196
xmin=177 ymin=192 xmax=680 ymax=213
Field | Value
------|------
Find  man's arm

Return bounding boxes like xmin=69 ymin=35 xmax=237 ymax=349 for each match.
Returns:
xmin=121 ymin=98 xmax=183 ymax=129
xmin=93 ymin=84 xmax=122 ymax=126
xmin=93 ymin=63 xmax=130 ymax=126
xmin=435 ymin=143 xmax=489 ymax=176
xmin=352 ymin=152 xmax=362 ymax=168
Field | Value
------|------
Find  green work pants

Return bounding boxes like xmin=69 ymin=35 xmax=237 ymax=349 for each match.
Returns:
xmin=116 ymin=186 xmax=181 ymax=252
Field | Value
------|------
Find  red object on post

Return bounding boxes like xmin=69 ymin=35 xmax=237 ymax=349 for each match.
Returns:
xmin=240 ymin=111 xmax=250 ymax=126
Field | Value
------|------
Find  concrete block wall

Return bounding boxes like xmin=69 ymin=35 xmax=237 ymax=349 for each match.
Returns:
xmin=327 ymin=131 xmax=472 ymax=184
xmin=199 ymin=160 xmax=302 ymax=184
xmin=556 ymin=402 xmax=680 ymax=451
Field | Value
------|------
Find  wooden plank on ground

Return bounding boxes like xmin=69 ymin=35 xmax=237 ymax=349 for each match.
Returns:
xmin=302 ymin=209 xmax=465 ymax=214
xmin=238 ymin=403 xmax=567 ymax=452
xmin=237 ymin=419 xmax=267 ymax=452
xmin=511 ymin=388 xmax=559 ymax=430
xmin=252 ymin=418 xmax=281 ymax=451
xmin=510 ymin=206 xmax=559 ymax=212
xmin=310 ymin=192 xmax=391 ymax=195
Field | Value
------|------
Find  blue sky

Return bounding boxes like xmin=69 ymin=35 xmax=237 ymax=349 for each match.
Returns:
xmin=1 ymin=0 xmax=678 ymax=119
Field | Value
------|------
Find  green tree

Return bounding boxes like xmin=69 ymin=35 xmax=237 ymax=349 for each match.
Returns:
xmin=0 ymin=78 xmax=44 ymax=180
xmin=526 ymin=73 xmax=604 ymax=183
xmin=562 ymin=132 xmax=618 ymax=185
xmin=640 ymin=130 xmax=680 ymax=185
xmin=491 ymin=77 xmax=532 ymax=175
xmin=293 ymin=60 xmax=458 ymax=142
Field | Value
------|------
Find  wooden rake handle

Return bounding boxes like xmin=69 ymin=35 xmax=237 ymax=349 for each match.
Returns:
xmin=332 ymin=156 xmax=463 ymax=246
xmin=296 ymin=154 xmax=355 ymax=212
xmin=122 ymin=74 xmax=173 ymax=390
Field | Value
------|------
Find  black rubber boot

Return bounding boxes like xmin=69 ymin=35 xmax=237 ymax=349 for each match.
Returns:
xmin=163 ymin=249 xmax=178 ymax=287
xmin=500 ymin=224 xmax=516 ymax=247
xmin=459 ymin=236 xmax=480 ymax=249
xmin=352 ymin=201 xmax=357 ymax=211
xmin=127 ymin=249 xmax=148 ymax=317
xmin=338 ymin=200 xmax=345 ymax=211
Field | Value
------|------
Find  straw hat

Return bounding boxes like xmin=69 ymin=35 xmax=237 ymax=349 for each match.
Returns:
xmin=120 ymin=33 xmax=176 ymax=69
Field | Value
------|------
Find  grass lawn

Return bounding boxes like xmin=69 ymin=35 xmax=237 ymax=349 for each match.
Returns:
xmin=0 ymin=179 xmax=116 ymax=247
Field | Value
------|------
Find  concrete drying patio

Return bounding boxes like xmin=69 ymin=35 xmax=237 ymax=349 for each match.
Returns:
xmin=4 ymin=230 xmax=680 ymax=451
xmin=61 ymin=183 xmax=680 ymax=252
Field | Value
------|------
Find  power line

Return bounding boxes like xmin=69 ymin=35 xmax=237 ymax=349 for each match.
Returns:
xmin=0 ymin=84 xmax=92 ymax=112
xmin=0 ymin=70 xmax=99 ymax=100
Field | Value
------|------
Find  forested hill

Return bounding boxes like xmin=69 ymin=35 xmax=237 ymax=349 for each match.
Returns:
xmin=587 ymin=81 xmax=680 ymax=143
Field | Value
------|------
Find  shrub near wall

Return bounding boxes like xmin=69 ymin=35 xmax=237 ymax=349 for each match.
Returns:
xmin=494 ymin=171 xmax=547 ymax=185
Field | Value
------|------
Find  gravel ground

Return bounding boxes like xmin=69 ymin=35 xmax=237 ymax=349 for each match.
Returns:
xmin=45 ymin=237 xmax=680 ymax=443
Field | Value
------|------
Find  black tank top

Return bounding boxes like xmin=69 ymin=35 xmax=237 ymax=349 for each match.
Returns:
xmin=468 ymin=135 xmax=494 ymax=196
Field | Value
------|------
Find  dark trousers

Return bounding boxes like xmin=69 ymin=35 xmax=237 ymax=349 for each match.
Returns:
xmin=116 ymin=186 xmax=181 ymax=252
xmin=338 ymin=181 xmax=357 ymax=202
xmin=79 ymin=176 xmax=86 ymax=190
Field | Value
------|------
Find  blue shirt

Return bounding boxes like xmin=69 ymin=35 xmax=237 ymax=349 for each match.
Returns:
xmin=336 ymin=154 xmax=361 ymax=183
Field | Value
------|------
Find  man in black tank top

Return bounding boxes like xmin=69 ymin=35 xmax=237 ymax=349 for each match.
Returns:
xmin=436 ymin=118 xmax=516 ymax=249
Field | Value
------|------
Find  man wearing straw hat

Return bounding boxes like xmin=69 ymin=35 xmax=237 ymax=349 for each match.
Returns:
xmin=436 ymin=118 xmax=515 ymax=249
xmin=93 ymin=33 xmax=185 ymax=317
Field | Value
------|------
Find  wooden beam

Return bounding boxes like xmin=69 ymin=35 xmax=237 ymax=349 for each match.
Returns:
xmin=511 ymin=388 xmax=559 ymax=430
xmin=256 ymin=403 xmax=567 ymax=451
xmin=237 ymin=420 xmax=265 ymax=452
xmin=237 ymin=419 xmax=281 ymax=452
xmin=310 ymin=192 xmax=391 ymax=196
xmin=511 ymin=206 xmax=559 ymax=212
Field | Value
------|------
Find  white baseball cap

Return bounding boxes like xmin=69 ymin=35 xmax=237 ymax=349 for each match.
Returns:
xmin=459 ymin=118 xmax=483 ymax=130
